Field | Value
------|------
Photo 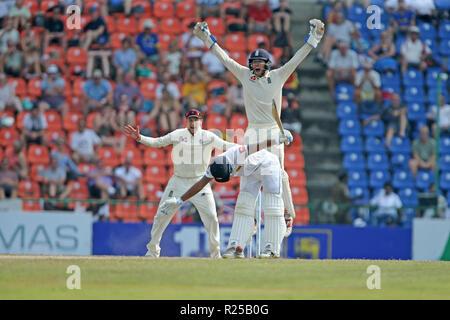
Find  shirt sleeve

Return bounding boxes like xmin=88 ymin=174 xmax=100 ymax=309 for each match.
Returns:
xmin=204 ymin=167 xmax=213 ymax=179
xmin=139 ymin=131 xmax=174 ymax=148
xmin=211 ymin=45 xmax=248 ymax=82
xmin=271 ymin=43 xmax=313 ymax=84
xmin=210 ymin=131 xmax=238 ymax=150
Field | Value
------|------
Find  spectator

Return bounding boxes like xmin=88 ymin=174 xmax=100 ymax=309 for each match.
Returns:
xmin=220 ymin=0 xmax=244 ymax=19
xmin=280 ymin=92 xmax=302 ymax=135
xmin=93 ymin=104 xmax=126 ymax=154
xmin=226 ymin=77 xmax=245 ymax=117
xmin=201 ymin=49 xmax=226 ymax=78
xmin=113 ymin=72 xmax=143 ymax=111
xmin=43 ymin=6 xmax=66 ymax=52
xmin=50 ymin=137 xmax=82 ymax=181
xmin=135 ymin=19 xmax=160 ymax=64
xmin=363 ymin=92 xmax=407 ymax=149
xmin=113 ymin=37 xmax=137 ymax=81
xmin=272 ymin=0 xmax=292 ymax=34
xmin=427 ymin=94 xmax=450 ymax=138
xmin=39 ymin=64 xmax=69 ymax=116
xmin=400 ymin=26 xmax=431 ymax=74
xmin=82 ymin=68 xmax=113 ymax=115
xmin=8 ymin=0 xmax=31 ymax=30
xmin=21 ymin=103 xmax=47 ymax=146
xmin=109 ymin=0 xmax=132 ymax=16
xmin=182 ymin=70 xmax=207 ymax=110
xmin=0 ymin=158 xmax=18 ymax=199
xmin=409 ymin=125 xmax=436 ymax=177
xmin=114 ymin=155 xmax=144 ymax=200
xmin=135 ymin=55 xmax=157 ymax=80
xmin=332 ymin=171 xmax=363 ymax=225
xmin=326 ymin=41 xmax=359 ymax=98
xmin=148 ymin=87 xmax=182 ymax=135
xmin=0 ymin=17 xmax=19 ymax=55
xmin=406 ymin=0 xmax=436 ymax=24
xmin=390 ymin=0 xmax=416 ymax=36
xmin=318 ymin=11 xmax=357 ymax=63
xmin=41 ymin=156 xmax=72 ymax=200
xmin=21 ymin=40 xmax=42 ymax=80
xmin=368 ymin=30 xmax=396 ymax=71
xmin=354 ymin=56 xmax=382 ymax=106
xmin=325 ymin=1 xmax=345 ymax=25
xmin=116 ymin=93 xmax=137 ymax=127
xmin=196 ymin=0 xmax=223 ymax=19
xmin=20 ymin=22 xmax=39 ymax=53
xmin=155 ymin=73 xmax=181 ymax=103
xmin=421 ymin=184 xmax=448 ymax=219
xmin=370 ymin=182 xmax=403 ymax=226
xmin=82 ymin=5 xmax=109 ymax=51
xmin=0 ymin=72 xmax=22 ymax=112
xmin=0 ymin=40 xmax=23 ymax=77
xmin=161 ymin=40 xmax=182 ymax=78
xmin=70 ymin=118 xmax=102 ymax=163
xmin=87 ymin=158 xmax=116 ymax=200
xmin=248 ymin=0 xmax=272 ymax=35
xmin=181 ymin=22 xmax=204 ymax=60
xmin=4 ymin=140 xmax=27 ymax=180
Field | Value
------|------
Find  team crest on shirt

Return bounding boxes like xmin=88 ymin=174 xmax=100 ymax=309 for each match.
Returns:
xmin=250 ymin=75 xmax=257 ymax=81
xmin=181 ymin=137 xmax=188 ymax=143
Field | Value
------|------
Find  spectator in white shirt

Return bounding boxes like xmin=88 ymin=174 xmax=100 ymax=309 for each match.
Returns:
xmin=22 ymin=103 xmax=47 ymax=146
xmin=405 ymin=0 xmax=436 ymax=23
xmin=0 ymin=72 xmax=21 ymax=112
xmin=114 ymin=155 xmax=144 ymax=200
xmin=201 ymin=50 xmax=225 ymax=78
xmin=370 ymin=182 xmax=403 ymax=226
xmin=0 ymin=17 xmax=19 ymax=55
xmin=400 ymin=26 xmax=431 ymax=74
xmin=428 ymin=94 xmax=450 ymax=138
xmin=70 ymin=118 xmax=102 ymax=163
xmin=326 ymin=41 xmax=359 ymax=98
xmin=354 ymin=56 xmax=382 ymax=106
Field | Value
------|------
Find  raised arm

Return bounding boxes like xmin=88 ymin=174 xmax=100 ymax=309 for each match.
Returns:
xmin=122 ymin=125 xmax=172 ymax=148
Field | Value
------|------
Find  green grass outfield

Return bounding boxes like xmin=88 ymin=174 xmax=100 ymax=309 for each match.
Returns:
xmin=0 ymin=255 xmax=449 ymax=300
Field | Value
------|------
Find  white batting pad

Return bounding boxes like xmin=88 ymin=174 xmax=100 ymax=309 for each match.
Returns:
xmin=263 ymin=215 xmax=286 ymax=255
xmin=281 ymin=170 xmax=296 ymax=218
xmin=262 ymin=192 xmax=284 ymax=217
xmin=235 ymin=191 xmax=258 ymax=217
xmin=227 ymin=213 xmax=255 ymax=250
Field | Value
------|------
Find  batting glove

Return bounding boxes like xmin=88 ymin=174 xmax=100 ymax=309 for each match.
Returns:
xmin=193 ymin=21 xmax=217 ymax=49
xmin=279 ymin=129 xmax=293 ymax=145
xmin=160 ymin=197 xmax=183 ymax=215
xmin=284 ymin=214 xmax=293 ymax=238
xmin=305 ymin=19 xmax=325 ymax=48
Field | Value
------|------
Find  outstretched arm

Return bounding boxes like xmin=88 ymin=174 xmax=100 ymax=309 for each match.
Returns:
xmin=122 ymin=125 xmax=173 ymax=148
xmin=246 ymin=130 xmax=293 ymax=155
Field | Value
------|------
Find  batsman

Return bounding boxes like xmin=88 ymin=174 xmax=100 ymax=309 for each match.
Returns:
xmin=193 ymin=18 xmax=325 ymax=236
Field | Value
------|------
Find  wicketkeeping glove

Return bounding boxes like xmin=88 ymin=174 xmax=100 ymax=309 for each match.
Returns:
xmin=305 ymin=19 xmax=325 ymax=48
xmin=279 ymin=129 xmax=293 ymax=145
xmin=193 ymin=21 xmax=217 ymax=49
xmin=160 ymin=197 xmax=183 ymax=215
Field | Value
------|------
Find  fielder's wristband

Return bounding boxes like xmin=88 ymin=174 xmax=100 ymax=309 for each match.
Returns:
xmin=206 ymin=34 xmax=217 ymax=49
xmin=305 ymin=33 xmax=319 ymax=48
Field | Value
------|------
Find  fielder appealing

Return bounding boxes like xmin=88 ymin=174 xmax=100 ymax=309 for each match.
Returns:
xmin=192 ymin=19 xmax=325 ymax=236
xmin=160 ymin=130 xmax=293 ymax=258
xmin=122 ymin=110 xmax=237 ymax=258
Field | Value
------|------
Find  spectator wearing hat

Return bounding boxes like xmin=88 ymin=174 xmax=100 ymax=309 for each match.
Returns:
xmin=113 ymin=37 xmax=137 ymax=81
xmin=8 ymin=0 xmax=31 ymax=30
xmin=136 ymin=19 xmax=159 ymax=64
xmin=400 ymin=26 xmax=431 ymax=74
xmin=0 ymin=158 xmax=18 ymax=200
xmin=21 ymin=103 xmax=48 ymax=146
xmin=370 ymin=182 xmax=403 ymax=226
xmin=354 ymin=56 xmax=382 ymax=106
xmin=0 ymin=72 xmax=21 ymax=112
xmin=39 ymin=64 xmax=69 ymax=116
xmin=82 ymin=68 xmax=113 ymax=115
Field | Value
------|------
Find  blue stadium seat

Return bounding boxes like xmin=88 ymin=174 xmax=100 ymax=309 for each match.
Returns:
xmin=381 ymin=72 xmax=401 ymax=88
xmin=347 ymin=4 xmax=366 ymax=23
xmin=391 ymin=152 xmax=410 ymax=170
xmin=370 ymin=22 xmax=388 ymax=41
xmin=439 ymin=154 xmax=450 ymax=171
xmin=427 ymin=88 xmax=448 ymax=104
xmin=382 ymin=84 xmax=401 ymax=95
xmin=389 ymin=136 xmax=411 ymax=153
xmin=426 ymin=68 xmax=447 ymax=88
xmin=395 ymin=36 xmax=407 ymax=54
xmin=350 ymin=187 xmax=370 ymax=204
xmin=438 ymin=20 xmax=450 ymax=40
xmin=347 ymin=170 xmax=368 ymax=188
xmin=439 ymin=39 xmax=450 ymax=56
xmin=406 ymin=102 xmax=426 ymax=122
xmin=416 ymin=170 xmax=435 ymax=191
xmin=398 ymin=188 xmax=419 ymax=207
xmin=341 ymin=134 xmax=364 ymax=153
xmin=367 ymin=152 xmax=389 ymax=170
xmin=353 ymin=21 xmax=370 ymax=40
xmin=392 ymin=169 xmax=415 ymax=189
xmin=335 ymin=83 xmax=355 ymax=103
xmin=423 ymin=38 xmax=438 ymax=55
xmin=369 ymin=170 xmax=391 ymax=189
xmin=363 ymin=119 xmax=384 ymax=137
xmin=336 ymin=102 xmax=358 ymax=119
xmin=339 ymin=118 xmax=361 ymax=135
xmin=440 ymin=171 xmax=450 ymax=191
xmin=435 ymin=0 xmax=450 ymax=10
xmin=374 ymin=58 xmax=398 ymax=73
xmin=419 ymin=22 xmax=437 ymax=40
xmin=403 ymin=86 xmax=425 ymax=103
xmin=343 ymin=152 xmax=366 ymax=170
xmin=440 ymin=136 xmax=450 ymax=154
xmin=365 ymin=136 xmax=386 ymax=153
xmin=403 ymin=68 xmax=423 ymax=87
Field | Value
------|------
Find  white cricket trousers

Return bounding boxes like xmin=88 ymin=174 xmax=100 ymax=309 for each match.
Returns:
xmin=146 ymin=175 xmax=221 ymax=258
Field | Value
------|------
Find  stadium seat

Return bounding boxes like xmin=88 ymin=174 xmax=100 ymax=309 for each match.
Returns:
xmin=143 ymin=148 xmax=168 ymax=166
xmin=290 ymin=134 xmax=303 ymax=152
xmin=113 ymin=199 xmax=140 ymax=222
xmin=18 ymin=180 xmax=41 ymax=211
xmin=24 ymin=0 xmax=39 ymax=16
xmin=440 ymin=171 xmax=450 ymax=190
xmin=353 ymin=21 xmax=370 ymax=39
xmin=63 ymin=112 xmax=83 ymax=132
xmin=423 ymin=38 xmax=438 ymax=55
xmin=350 ymin=187 xmax=370 ymax=204
xmin=98 ymin=147 xmax=120 ymax=167
xmin=427 ymin=88 xmax=448 ymax=104
xmin=176 ymin=0 xmax=195 ymax=19
xmin=140 ymin=79 xmax=158 ymax=100
xmin=116 ymin=16 xmax=139 ymax=35
xmin=132 ymin=0 xmax=152 ymax=15
xmin=336 ymin=102 xmax=358 ymax=119
xmin=365 ymin=136 xmax=386 ymax=153
xmin=29 ymin=164 xmax=45 ymax=183
xmin=206 ymin=113 xmax=228 ymax=132
xmin=205 ymin=16 xmax=226 ymax=37
xmin=334 ymin=83 xmax=355 ymax=103
xmin=392 ymin=170 xmax=415 ymax=189
xmin=285 ymin=152 xmax=305 ymax=170
xmin=40 ymin=0 xmax=59 ymax=12
xmin=399 ymin=188 xmax=418 ymax=207
xmin=44 ymin=110 xmax=62 ymax=131
xmin=338 ymin=119 xmax=361 ymax=135
xmin=439 ymin=39 xmax=450 ymax=56
xmin=391 ymin=152 xmax=410 ymax=169
xmin=407 ymin=103 xmax=426 ymax=122
xmin=403 ymin=86 xmax=425 ymax=103
xmin=403 ymin=68 xmax=423 ymax=87
xmin=121 ymin=147 xmax=143 ymax=167
xmin=143 ymin=182 xmax=163 ymax=202
xmin=291 ymin=185 xmax=308 ymax=205
xmin=440 ymin=154 xmax=450 ymax=171
xmin=439 ymin=136 xmax=450 ymax=154
xmin=153 ymin=1 xmax=175 ymax=18
xmin=139 ymin=202 xmax=159 ymax=222
xmin=426 ymin=68 xmax=447 ymax=88
xmin=229 ymin=51 xmax=247 ymax=66
xmin=363 ymin=119 xmax=384 ymax=137
xmin=225 ymin=33 xmax=247 ymax=52
xmin=381 ymin=71 xmax=401 ymax=89
xmin=8 ymin=78 xmax=27 ymax=97
xmin=418 ymin=22 xmax=437 ymax=40
xmin=160 ymin=18 xmax=183 ymax=35
xmin=343 ymin=152 xmax=366 ymax=170
xmin=158 ymin=33 xmax=176 ymax=52
xmin=27 ymin=78 xmax=43 ymax=98
xmin=286 ymin=169 xmax=306 ymax=187
xmin=389 ymin=136 xmax=411 ymax=153
xmin=341 ymin=134 xmax=363 ymax=153
xmin=229 ymin=113 xmax=248 ymax=130
xmin=367 ymin=152 xmax=389 ymax=171
xmin=67 ymin=180 xmax=89 ymax=210
xmin=67 ymin=47 xmax=88 ymax=66
xmin=374 ymin=58 xmax=398 ymax=73
xmin=416 ymin=170 xmax=435 ymax=191
xmin=369 ymin=170 xmax=391 ymax=189
xmin=144 ymin=166 xmax=168 ymax=184
xmin=248 ymin=33 xmax=270 ymax=52
xmin=438 ymin=20 xmax=450 ymax=40
xmin=27 ymin=145 xmax=50 ymax=166
xmin=347 ymin=170 xmax=368 ymax=188
xmin=347 ymin=4 xmax=366 ymax=23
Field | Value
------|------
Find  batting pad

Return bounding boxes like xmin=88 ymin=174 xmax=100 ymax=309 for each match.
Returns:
xmin=282 ymin=170 xmax=296 ymax=218
xmin=263 ymin=215 xmax=286 ymax=255
xmin=227 ymin=213 xmax=255 ymax=249
xmin=262 ymin=192 xmax=284 ymax=217
xmin=235 ymin=191 xmax=257 ymax=217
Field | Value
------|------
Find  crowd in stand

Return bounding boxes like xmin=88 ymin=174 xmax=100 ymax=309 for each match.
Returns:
xmin=0 ymin=0 xmax=302 ymax=221
xmin=324 ymin=0 xmax=450 ymax=226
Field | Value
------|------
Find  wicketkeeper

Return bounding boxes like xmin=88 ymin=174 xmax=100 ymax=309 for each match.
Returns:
xmin=192 ymin=19 xmax=325 ymax=237
xmin=160 ymin=130 xmax=294 ymax=258
xmin=123 ymin=110 xmax=238 ymax=258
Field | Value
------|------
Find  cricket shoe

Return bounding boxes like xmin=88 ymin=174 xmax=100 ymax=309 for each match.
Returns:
xmin=222 ymin=246 xmax=245 ymax=259
xmin=258 ymin=249 xmax=280 ymax=259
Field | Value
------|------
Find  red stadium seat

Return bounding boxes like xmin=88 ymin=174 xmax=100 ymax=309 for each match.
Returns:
xmin=160 ymin=18 xmax=183 ymax=35
xmin=284 ymin=152 xmax=305 ymax=170
xmin=7 ymin=78 xmax=27 ymax=97
xmin=27 ymin=145 xmax=50 ymax=166
xmin=132 ymin=0 xmax=152 ymax=15
xmin=139 ymin=202 xmax=158 ymax=222
xmin=109 ymin=33 xmax=128 ymax=50
xmin=226 ymin=17 xmax=247 ymax=33
xmin=0 ymin=128 xmax=19 ymax=147
xmin=23 ymin=0 xmax=39 ymax=15
xmin=86 ymin=111 xmax=98 ymax=129
xmin=143 ymin=148 xmax=168 ymax=166
xmin=44 ymin=110 xmax=62 ymax=131
xmin=98 ymin=146 xmax=120 ymax=167
xmin=63 ymin=112 xmax=83 ymax=132
xmin=113 ymin=199 xmax=139 ymax=222
xmin=144 ymin=166 xmax=168 ymax=184
xmin=67 ymin=47 xmax=88 ymax=66
xmin=46 ymin=130 xmax=66 ymax=145
xmin=121 ymin=147 xmax=143 ymax=167
xmin=290 ymin=134 xmax=303 ymax=152
xmin=205 ymin=17 xmax=226 ymax=37
xmin=229 ymin=51 xmax=248 ymax=66
xmin=291 ymin=185 xmax=308 ymax=205
xmin=248 ymin=33 xmax=270 ymax=52
xmin=158 ymin=33 xmax=176 ymax=52
xmin=206 ymin=113 xmax=228 ymax=132
xmin=143 ymin=182 xmax=162 ymax=201
xmin=116 ymin=16 xmax=139 ymax=35
xmin=294 ymin=208 xmax=310 ymax=225
xmin=225 ymin=33 xmax=247 ymax=52
xmin=181 ymin=18 xmax=201 ymax=33
xmin=286 ymin=168 xmax=306 ymax=187
xmin=67 ymin=180 xmax=89 ymax=210
xmin=153 ymin=1 xmax=175 ymax=19
xmin=67 ymin=96 xmax=83 ymax=113
xmin=18 ymin=181 xmax=41 ymax=211
xmin=140 ymin=79 xmax=158 ymax=100
xmin=72 ymin=78 xmax=86 ymax=97
xmin=230 ymin=113 xmax=248 ymax=130
xmin=176 ymin=0 xmax=196 ymax=19
xmin=103 ymin=15 xmax=116 ymax=34
xmin=207 ymin=79 xmax=228 ymax=97
xmin=27 ymin=78 xmax=43 ymax=98
xmin=78 ymin=163 xmax=95 ymax=176
xmin=15 ymin=112 xmax=29 ymax=131
xmin=30 ymin=164 xmax=46 ymax=183
xmin=222 ymin=1 xmax=242 ymax=18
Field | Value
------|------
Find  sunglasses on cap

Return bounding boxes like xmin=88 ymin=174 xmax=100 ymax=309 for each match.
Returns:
xmin=185 ymin=110 xmax=201 ymax=118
